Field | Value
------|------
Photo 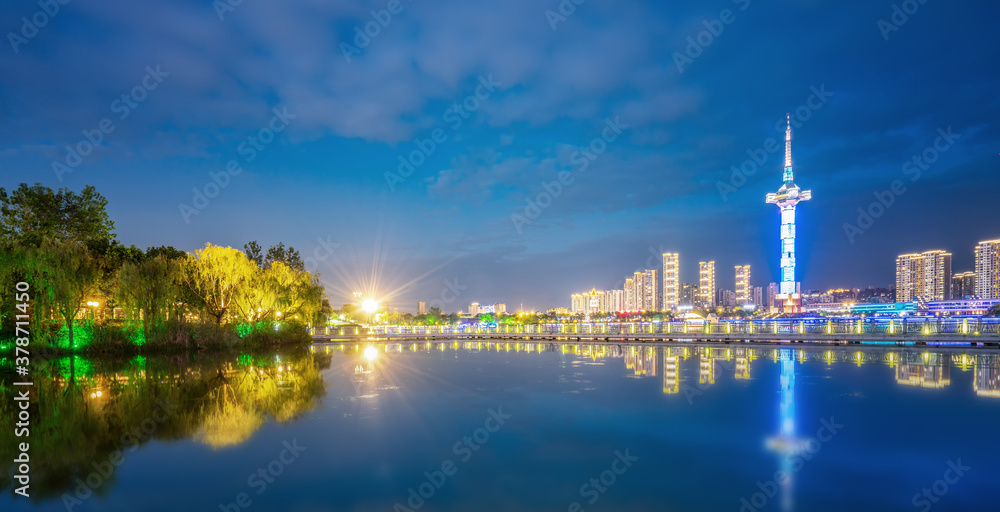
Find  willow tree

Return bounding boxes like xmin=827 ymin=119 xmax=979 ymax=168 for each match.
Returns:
xmin=181 ymin=244 xmax=255 ymax=325
xmin=26 ymin=239 xmax=100 ymax=347
xmin=116 ymin=255 xmax=180 ymax=340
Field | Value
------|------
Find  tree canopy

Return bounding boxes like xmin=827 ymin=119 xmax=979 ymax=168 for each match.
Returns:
xmin=0 ymin=183 xmax=115 ymax=248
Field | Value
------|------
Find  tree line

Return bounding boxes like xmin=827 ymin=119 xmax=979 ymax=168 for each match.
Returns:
xmin=0 ymin=183 xmax=329 ymax=352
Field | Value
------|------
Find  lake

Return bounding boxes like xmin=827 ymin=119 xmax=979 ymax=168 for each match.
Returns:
xmin=2 ymin=341 xmax=999 ymax=511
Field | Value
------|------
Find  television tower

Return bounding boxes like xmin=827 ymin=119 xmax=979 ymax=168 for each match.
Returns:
xmin=765 ymin=115 xmax=811 ymax=313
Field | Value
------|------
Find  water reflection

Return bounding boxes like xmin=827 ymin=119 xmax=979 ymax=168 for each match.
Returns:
xmin=320 ymin=341 xmax=1000 ymax=398
xmin=0 ymin=349 xmax=330 ymax=500
xmin=3 ymin=341 xmax=999 ymax=509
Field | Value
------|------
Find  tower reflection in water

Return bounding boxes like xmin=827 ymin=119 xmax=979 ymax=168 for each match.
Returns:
xmin=765 ymin=349 xmax=800 ymax=512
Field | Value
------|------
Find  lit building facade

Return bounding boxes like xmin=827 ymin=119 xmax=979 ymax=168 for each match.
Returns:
xmin=765 ymin=115 xmax=811 ymax=313
xmin=976 ymin=239 xmax=1000 ymax=299
xmin=417 ymin=301 xmax=426 ymax=315
xmin=643 ymin=269 xmax=660 ymax=312
xmin=624 ymin=278 xmax=635 ymax=311
xmin=698 ymin=261 xmax=716 ymax=308
xmin=662 ymin=252 xmax=680 ymax=311
xmin=572 ymin=289 xmax=623 ymax=314
xmin=735 ymin=265 xmax=751 ymax=305
xmin=896 ymin=250 xmax=952 ymax=302
xmin=952 ymin=271 xmax=976 ymax=300
xmin=468 ymin=303 xmax=480 ymax=315
xmin=753 ymin=286 xmax=763 ymax=308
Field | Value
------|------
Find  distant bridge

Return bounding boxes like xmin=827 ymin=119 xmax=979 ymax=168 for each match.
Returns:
xmin=311 ymin=317 xmax=1000 ymax=347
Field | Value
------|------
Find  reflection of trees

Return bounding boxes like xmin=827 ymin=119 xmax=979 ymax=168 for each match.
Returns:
xmin=0 ymin=349 xmax=330 ymax=500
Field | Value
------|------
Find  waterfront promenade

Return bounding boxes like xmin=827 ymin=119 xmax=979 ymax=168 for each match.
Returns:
xmin=311 ymin=317 xmax=1000 ymax=347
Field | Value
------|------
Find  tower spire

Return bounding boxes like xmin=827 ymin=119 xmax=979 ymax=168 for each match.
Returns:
xmin=783 ymin=113 xmax=793 ymax=182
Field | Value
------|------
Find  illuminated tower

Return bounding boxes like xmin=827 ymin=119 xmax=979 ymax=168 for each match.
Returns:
xmin=766 ymin=115 xmax=811 ymax=313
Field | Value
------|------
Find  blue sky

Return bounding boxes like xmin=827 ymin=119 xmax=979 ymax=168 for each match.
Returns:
xmin=2 ymin=0 xmax=998 ymax=311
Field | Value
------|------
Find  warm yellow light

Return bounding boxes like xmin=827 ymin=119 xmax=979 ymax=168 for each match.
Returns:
xmin=362 ymin=299 xmax=379 ymax=313
xmin=364 ymin=346 xmax=378 ymax=361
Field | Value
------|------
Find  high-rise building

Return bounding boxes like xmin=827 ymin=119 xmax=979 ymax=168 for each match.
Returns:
xmin=662 ymin=252 xmax=680 ymax=311
xmin=643 ymin=269 xmax=660 ymax=311
xmin=952 ymin=272 xmax=976 ymax=300
xmin=494 ymin=303 xmax=507 ymax=315
xmin=975 ymin=239 xmax=1000 ymax=299
xmin=624 ymin=278 xmax=635 ymax=311
xmin=468 ymin=302 xmax=480 ymax=315
xmin=633 ymin=271 xmax=645 ymax=310
xmin=417 ymin=301 xmax=426 ymax=315
xmin=767 ymin=282 xmax=780 ymax=311
xmin=572 ymin=289 xmax=623 ymax=314
xmin=765 ymin=115 xmax=811 ymax=313
xmin=680 ymin=283 xmax=698 ymax=307
xmin=735 ymin=265 xmax=751 ymax=305
xmin=602 ymin=289 xmax=624 ymax=313
xmin=717 ymin=288 xmax=735 ymax=308
xmin=698 ymin=261 xmax=716 ymax=308
xmin=753 ymin=286 xmax=763 ymax=308
xmin=896 ymin=250 xmax=952 ymax=302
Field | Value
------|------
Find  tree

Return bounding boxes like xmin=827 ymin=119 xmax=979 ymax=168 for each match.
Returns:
xmin=181 ymin=244 xmax=256 ymax=325
xmin=243 ymin=241 xmax=304 ymax=271
xmin=265 ymin=243 xmax=304 ymax=272
xmin=26 ymin=239 xmax=100 ymax=348
xmin=116 ymin=256 xmax=180 ymax=341
xmin=244 ymin=241 xmax=264 ymax=268
xmin=0 ymin=183 xmax=115 ymax=248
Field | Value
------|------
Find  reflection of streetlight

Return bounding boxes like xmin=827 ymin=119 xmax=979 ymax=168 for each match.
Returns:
xmin=364 ymin=346 xmax=378 ymax=361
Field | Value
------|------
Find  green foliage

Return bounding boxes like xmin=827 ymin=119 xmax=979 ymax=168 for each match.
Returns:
xmin=0 ymin=183 xmax=115 ymax=247
xmin=26 ymin=239 xmax=101 ymax=346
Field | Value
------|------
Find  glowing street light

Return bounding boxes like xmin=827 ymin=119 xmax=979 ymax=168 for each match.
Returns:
xmin=362 ymin=299 xmax=378 ymax=313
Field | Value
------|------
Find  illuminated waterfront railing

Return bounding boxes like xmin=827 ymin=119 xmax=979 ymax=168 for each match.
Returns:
xmin=337 ymin=317 xmax=1000 ymax=338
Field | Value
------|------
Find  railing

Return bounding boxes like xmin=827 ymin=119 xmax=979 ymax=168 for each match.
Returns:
xmin=311 ymin=317 xmax=1000 ymax=338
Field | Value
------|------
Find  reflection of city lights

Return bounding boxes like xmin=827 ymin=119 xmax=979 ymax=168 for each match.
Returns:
xmin=364 ymin=346 xmax=379 ymax=361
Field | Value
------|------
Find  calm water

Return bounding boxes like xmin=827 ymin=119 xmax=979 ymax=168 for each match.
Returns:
xmin=2 ymin=342 xmax=1000 ymax=511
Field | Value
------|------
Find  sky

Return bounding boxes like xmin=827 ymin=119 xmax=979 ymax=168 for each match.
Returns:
xmin=1 ymin=0 xmax=998 ymax=312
